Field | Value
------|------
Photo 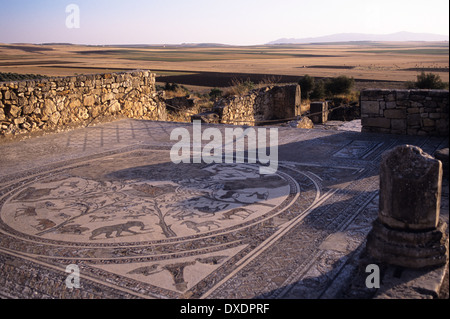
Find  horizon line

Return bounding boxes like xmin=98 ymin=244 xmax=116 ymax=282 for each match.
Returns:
xmin=1 ymin=40 xmax=449 ymax=47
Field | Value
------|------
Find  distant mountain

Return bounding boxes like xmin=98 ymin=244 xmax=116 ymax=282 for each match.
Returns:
xmin=267 ymin=32 xmax=449 ymax=44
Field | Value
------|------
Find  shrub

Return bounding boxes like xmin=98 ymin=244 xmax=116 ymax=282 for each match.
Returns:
xmin=409 ymin=72 xmax=448 ymax=89
xmin=325 ymin=75 xmax=354 ymax=96
xmin=309 ymin=79 xmax=326 ymax=100
xmin=227 ymin=78 xmax=255 ymax=96
xmin=298 ymin=75 xmax=315 ymax=99
xmin=258 ymin=75 xmax=282 ymax=87
xmin=164 ymin=82 xmax=179 ymax=91
xmin=209 ymin=88 xmax=223 ymax=100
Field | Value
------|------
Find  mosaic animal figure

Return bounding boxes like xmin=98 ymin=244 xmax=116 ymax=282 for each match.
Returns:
xmin=180 ymin=220 xmax=220 ymax=233
xmin=89 ymin=221 xmax=145 ymax=240
xmin=34 ymin=219 xmax=56 ymax=231
xmin=220 ymin=208 xmax=253 ymax=220
xmin=89 ymin=214 xmax=116 ymax=222
xmin=57 ymin=224 xmax=90 ymax=235
xmin=127 ymin=264 xmax=161 ymax=276
xmin=245 ymin=191 xmax=269 ymax=201
xmin=14 ymin=206 xmax=37 ymax=220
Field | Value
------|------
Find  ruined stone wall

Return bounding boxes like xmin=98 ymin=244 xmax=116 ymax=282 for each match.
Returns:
xmin=361 ymin=89 xmax=449 ymax=136
xmin=213 ymin=84 xmax=301 ymax=125
xmin=0 ymin=70 xmax=166 ymax=137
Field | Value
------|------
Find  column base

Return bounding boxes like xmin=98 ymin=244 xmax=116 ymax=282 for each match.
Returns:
xmin=366 ymin=219 xmax=449 ymax=269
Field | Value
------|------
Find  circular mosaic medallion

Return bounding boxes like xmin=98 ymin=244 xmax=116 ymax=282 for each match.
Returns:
xmin=0 ymin=150 xmax=318 ymax=261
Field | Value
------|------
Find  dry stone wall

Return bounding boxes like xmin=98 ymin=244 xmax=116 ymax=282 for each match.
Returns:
xmin=213 ymin=84 xmax=301 ymax=125
xmin=361 ymin=89 xmax=449 ymax=136
xmin=0 ymin=70 xmax=166 ymax=137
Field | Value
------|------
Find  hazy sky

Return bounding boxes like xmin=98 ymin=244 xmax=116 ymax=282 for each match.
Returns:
xmin=0 ymin=0 xmax=449 ymax=45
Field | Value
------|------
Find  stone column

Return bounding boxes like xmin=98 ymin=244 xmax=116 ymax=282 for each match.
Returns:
xmin=366 ymin=145 xmax=449 ymax=268
xmin=310 ymin=102 xmax=328 ymax=124
xmin=434 ymin=148 xmax=449 ymax=179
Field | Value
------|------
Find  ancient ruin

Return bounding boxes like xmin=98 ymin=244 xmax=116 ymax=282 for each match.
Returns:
xmin=310 ymin=102 xmax=329 ymax=124
xmin=366 ymin=145 xmax=449 ymax=268
xmin=0 ymin=71 xmax=166 ymax=136
xmin=0 ymin=70 xmax=449 ymax=299
xmin=212 ymin=84 xmax=301 ymax=126
xmin=361 ymin=89 xmax=449 ymax=136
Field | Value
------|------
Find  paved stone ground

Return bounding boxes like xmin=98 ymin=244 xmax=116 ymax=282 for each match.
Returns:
xmin=0 ymin=119 xmax=448 ymax=299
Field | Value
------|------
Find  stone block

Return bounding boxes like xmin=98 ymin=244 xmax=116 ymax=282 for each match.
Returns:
xmin=49 ymin=111 xmax=61 ymax=125
xmin=360 ymin=101 xmax=379 ymax=114
xmin=310 ymin=102 xmax=328 ymax=124
xmin=429 ymin=113 xmax=442 ymax=119
xmin=83 ymin=95 xmax=96 ymax=107
xmin=3 ymin=90 xmax=11 ymax=100
xmin=422 ymin=118 xmax=435 ymax=127
xmin=9 ymin=105 xmax=22 ymax=118
xmin=384 ymin=109 xmax=406 ymax=119
xmin=435 ymin=119 xmax=449 ymax=134
xmin=366 ymin=219 xmax=448 ymax=268
xmin=43 ymin=99 xmax=57 ymax=116
xmin=362 ymin=117 xmax=391 ymax=129
xmin=385 ymin=101 xmax=397 ymax=109
xmin=434 ymin=148 xmax=449 ymax=178
xmin=101 ymin=92 xmax=115 ymax=103
xmin=395 ymin=90 xmax=410 ymax=100
xmin=390 ymin=119 xmax=406 ymax=131
xmin=407 ymin=114 xmax=421 ymax=126
xmin=14 ymin=117 xmax=25 ymax=125
xmin=407 ymin=128 xmax=419 ymax=135
xmin=294 ymin=117 xmax=314 ymax=129
xmin=407 ymin=107 xmax=420 ymax=114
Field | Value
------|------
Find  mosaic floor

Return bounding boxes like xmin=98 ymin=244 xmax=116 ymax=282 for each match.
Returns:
xmin=0 ymin=119 xmax=447 ymax=299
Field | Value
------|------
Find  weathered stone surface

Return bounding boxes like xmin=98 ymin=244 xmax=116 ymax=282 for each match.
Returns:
xmin=0 ymin=71 xmax=166 ymax=137
xmin=390 ymin=119 xmax=407 ymax=131
xmin=360 ymin=89 xmax=449 ymax=136
xmin=435 ymin=148 xmax=449 ymax=178
xmin=379 ymin=145 xmax=442 ymax=230
xmin=8 ymin=105 xmax=21 ymax=118
xmin=49 ymin=111 xmax=61 ymax=125
xmin=43 ymin=99 xmax=57 ymax=116
xmin=366 ymin=144 xmax=448 ymax=269
xmin=366 ymin=219 xmax=448 ymax=268
xmin=215 ymin=84 xmax=301 ymax=125
xmin=361 ymin=101 xmax=379 ymax=114
xmin=83 ymin=95 xmax=96 ymax=107
xmin=384 ymin=109 xmax=406 ymax=119
xmin=361 ymin=117 xmax=391 ymax=129
xmin=294 ymin=117 xmax=314 ymax=129
xmin=310 ymin=102 xmax=328 ymax=124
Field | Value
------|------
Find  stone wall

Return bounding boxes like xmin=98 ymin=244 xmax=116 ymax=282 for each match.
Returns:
xmin=213 ymin=84 xmax=301 ymax=125
xmin=361 ymin=89 xmax=449 ymax=136
xmin=0 ymin=70 xmax=166 ymax=137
